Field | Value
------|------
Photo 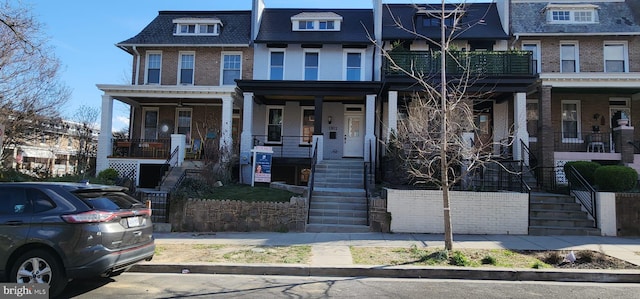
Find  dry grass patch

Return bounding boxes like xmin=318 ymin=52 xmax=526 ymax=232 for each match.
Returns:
xmin=152 ymin=244 xmax=311 ymax=264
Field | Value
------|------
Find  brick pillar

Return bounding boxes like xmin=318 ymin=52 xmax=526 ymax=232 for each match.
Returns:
xmin=539 ymin=86 xmax=554 ymax=186
xmin=613 ymin=125 xmax=635 ymax=164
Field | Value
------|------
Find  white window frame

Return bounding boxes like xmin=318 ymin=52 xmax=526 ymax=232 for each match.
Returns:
xmin=142 ymin=107 xmax=159 ymax=140
xmin=303 ymin=49 xmax=320 ymax=81
xmin=526 ymin=99 xmax=539 ymax=142
xmin=173 ymin=19 xmax=222 ymax=36
xmin=292 ymin=19 xmax=341 ymax=31
xmin=220 ymin=52 xmax=242 ymax=86
xmin=145 ymin=51 xmax=162 ymax=85
xmin=266 ymin=106 xmax=284 ymax=144
xmin=545 ymin=5 xmax=598 ymax=24
xmin=560 ymin=42 xmax=579 ymax=73
xmin=521 ymin=41 xmax=540 ymax=74
xmin=175 ymin=108 xmax=193 ymax=142
xmin=344 ymin=50 xmax=365 ymax=81
xmin=269 ymin=50 xmax=285 ymax=80
xmin=300 ymin=107 xmax=315 ymax=145
xmin=603 ymin=41 xmax=628 ymax=73
xmin=561 ymin=100 xmax=582 ymax=142
xmin=178 ymin=51 xmax=195 ymax=85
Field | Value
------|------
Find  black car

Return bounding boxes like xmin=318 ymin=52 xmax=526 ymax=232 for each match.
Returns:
xmin=0 ymin=182 xmax=155 ymax=297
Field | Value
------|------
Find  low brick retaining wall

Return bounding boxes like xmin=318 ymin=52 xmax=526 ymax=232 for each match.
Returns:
xmin=170 ymin=197 xmax=308 ymax=232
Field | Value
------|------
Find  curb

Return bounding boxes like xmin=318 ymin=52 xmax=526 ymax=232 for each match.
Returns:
xmin=130 ymin=263 xmax=640 ymax=283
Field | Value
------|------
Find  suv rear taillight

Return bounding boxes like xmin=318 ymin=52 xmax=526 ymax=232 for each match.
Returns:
xmin=62 ymin=211 xmax=117 ymax=223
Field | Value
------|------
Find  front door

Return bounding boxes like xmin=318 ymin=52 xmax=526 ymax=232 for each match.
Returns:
xmin=344 ymin=113 xmax=364 ymax=157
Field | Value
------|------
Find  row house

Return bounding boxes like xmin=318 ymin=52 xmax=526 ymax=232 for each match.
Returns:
xmin=512 ymin=0 xmax=640 ymax=185
xmin=96 ymin=10 xmax=252 ymax=188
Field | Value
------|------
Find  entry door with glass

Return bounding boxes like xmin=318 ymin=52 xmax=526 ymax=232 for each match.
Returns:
xmin=344 ymin=108 xmax=364 ymax=157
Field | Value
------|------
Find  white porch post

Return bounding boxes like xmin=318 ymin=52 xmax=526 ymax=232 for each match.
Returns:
xmin=387 ymin=91 xmax=398 ymax=141
xmin=171 ymin=134 xmax=186 ymax=167
xmin=96 ymin=94 xmax=113 ymax=174
xmin=513 ymin=92 xmax=528 ymax=162
xmin=220 ymin=95 xmax=234 ymax=161
xmin=365 ymin=94 xmax=376 ymax=163
xmin=240 ymin=92 xmax=254 ymax=184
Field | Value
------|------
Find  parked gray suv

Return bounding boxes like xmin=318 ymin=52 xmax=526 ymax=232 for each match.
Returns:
xmin=0 ymin=182 xmax=155 ymax=297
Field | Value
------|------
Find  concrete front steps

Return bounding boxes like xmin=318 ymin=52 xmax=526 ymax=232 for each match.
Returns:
xmin=306 ymin=159 xmax=370 ymax=233
xmin=529 ymin=193 xmax=601 ymax=236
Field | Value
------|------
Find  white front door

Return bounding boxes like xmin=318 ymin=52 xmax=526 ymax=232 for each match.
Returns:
xmin=344 ymin=113 xmax=364 ymax=157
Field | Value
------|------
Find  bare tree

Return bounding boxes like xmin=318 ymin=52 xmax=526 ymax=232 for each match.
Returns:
xmin=0 ymin=0 xmax=71 ymax=165
xmin=379 ymin=2 xmax=516 ymax=250
xmin=72 ymin=105 xmax=99 ymax=176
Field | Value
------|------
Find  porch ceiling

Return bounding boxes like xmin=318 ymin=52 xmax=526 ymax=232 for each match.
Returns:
xmin=236 ymin=80 xmax=381 ymax=98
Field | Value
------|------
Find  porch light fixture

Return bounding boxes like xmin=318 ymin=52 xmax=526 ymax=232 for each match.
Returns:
xmin=327 ymin=116 xmax=332 ymax=124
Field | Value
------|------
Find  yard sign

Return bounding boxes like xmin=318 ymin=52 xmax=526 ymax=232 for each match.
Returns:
xmin=252 ymin=146 xmax=273 ymax=186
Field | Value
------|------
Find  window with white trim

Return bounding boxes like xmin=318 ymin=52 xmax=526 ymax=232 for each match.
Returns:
xmin=526 ymin=100 xmax=538 ymax=141
xmin=146 ymin=52 xmax=161 ymax=84
xmin=301 ymin=108 xmax=314 ymax=144
xmin=266 ymin=107 xmax=283 ymax=143
xmin=222 ymin=53 xmax=241 ymax=85
xmin=178 ymin=52 xmax=195 ymax=85
xmin=545 ymin=4 xmax=598 ymax=24
xmin=173 ymin=18 xmax=222 ymax=36
xmin=345 ymin=51 xmax=364 ymax=81
xmin=176 ymin=109 xmax=192 ymax=142
xmin=522 ymin=42 xmax=540 ymax=73
xmin=561 ymin=100 xmax=581 ymax=140
xmin=304 ymin=51 xmax=319 ymax=80
xmin=142 ymin=108 xmax=159 ymax=140
xmin=604 ymin=42 xmax=627 ymax=73
xmin=291 ymin=12 xmax=342 ymax=31
xmin=560 ymin=43 xmax=578 ymax=73
xmin=269 ymin=51 xmax=284 ymax=80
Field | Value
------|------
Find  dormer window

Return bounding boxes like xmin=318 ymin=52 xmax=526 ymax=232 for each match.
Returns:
xmin=173 ymin=18 xmax=222 ymax=36
xmin=545 ymin=4 xmax=598 ymax=24
xmin=292 ymin=12 xmax=342 ymax=31
xmin=416 ymin=9 xmax=463 ymax=28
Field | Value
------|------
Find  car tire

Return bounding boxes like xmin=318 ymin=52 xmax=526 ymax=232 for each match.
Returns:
xmin=11 ymin=249 xmax=67 ymax=298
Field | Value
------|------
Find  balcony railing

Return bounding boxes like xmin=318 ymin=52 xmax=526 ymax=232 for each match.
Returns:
xmin=112 ymin=138 xmax=171 ymax=159
xmin=252 ymin=135 xmax=313 ymax=158
xmin=531 ymin=132 xmax=613 ymax=153
xmin=383 ymin=50 xmax=534 ymax=77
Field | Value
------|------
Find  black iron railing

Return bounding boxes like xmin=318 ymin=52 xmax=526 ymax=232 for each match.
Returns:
xmin=112 ymin=138 xmax=171 ymax=158
xmin=158 ymin=146 xmax=180 ymax=189
xmin=384 ymin=50 xmax=533 ymax=76
xmin=306 ymin=142 xmax=319 ymax=224
xmin=551 ymin=132 xmax=612 ymax=153
xmin=364 ymin=140 xmax=372 ymax=226
xmin=252 ymin=135 xmax=313 ymax=158
xmin=565 ymin=165 xmax=598 ymax=227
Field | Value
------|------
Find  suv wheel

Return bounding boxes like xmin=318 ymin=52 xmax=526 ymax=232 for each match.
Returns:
xmin=11 ymin=249 xmax=67 ymax=297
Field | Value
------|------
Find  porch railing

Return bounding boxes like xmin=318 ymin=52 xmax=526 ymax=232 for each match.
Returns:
xmin=546 ymin=132 xmax=613 ymax=153
xmin=252 ymin=135 xmax=313 ymax=158
xmin=306 ymin=142 xmax=319 ymax=224
xmin=383 ymin=50 xmax=533 ymax=77
xmin=112 ymin=138 xmax=171 ymax=158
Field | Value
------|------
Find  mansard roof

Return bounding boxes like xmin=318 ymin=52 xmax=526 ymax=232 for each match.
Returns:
xmin=117 ymin=10 xmax=251 ymax=50
xmin=382 ymin=3 xmax=509 ymax=40
xmin=255 ymin=9 xmax=374 ymax=44
xmin=511 ymin=1 xmax=640 ymax=35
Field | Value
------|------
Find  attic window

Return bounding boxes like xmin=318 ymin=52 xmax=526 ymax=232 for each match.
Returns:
xmin=544 ymin=4 xmax=599 ymax=24
xmin=173 ymin=18 xmax=222 ymax=36
xmin=292 ymin=12 xmax=342 ymax=31
xmin=416 ymin=9 xmax=463 ymax=28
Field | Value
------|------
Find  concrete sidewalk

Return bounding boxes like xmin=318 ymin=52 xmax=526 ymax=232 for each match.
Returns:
xmin=130 ymin=232 xmax=640 ymax=283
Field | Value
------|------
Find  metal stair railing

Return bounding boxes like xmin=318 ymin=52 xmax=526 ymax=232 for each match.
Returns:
xmin=566 ymin=165 xmax=598 ymax=227
xmin=306 ymin=142 xmax=319 ymax=224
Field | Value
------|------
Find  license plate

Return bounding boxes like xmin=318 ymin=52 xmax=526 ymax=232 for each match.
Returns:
xmin=127 ymin=216 xmax=140 ymax=227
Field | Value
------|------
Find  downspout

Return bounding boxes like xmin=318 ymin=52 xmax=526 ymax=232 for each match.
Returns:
xmin=133 ymin=46 xmax=141 ymax=85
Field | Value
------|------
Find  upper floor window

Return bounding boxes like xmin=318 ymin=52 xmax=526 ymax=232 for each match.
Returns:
xmin=270 ymin=51 xmax=284 ymax=80
xmin=179 ymin=52 xmax=195 ymax=85
xmin=560 ymin=43 xmax=578 ymax=73
xmin=146 ymin=52 xmax=161 ymax=84
xmin=545 ymin=4 xmax=598 ymax=24
xmin=522 ymin=42 xmax=540 ymax=73
xmin=345 ymin=51 xmax=364 ymax=81
xmin=417 ymin=10 xmax=460 ymax=28
xmin=222 ymin=53 xmax=241 ymax=85
xmin=173 ymin=18 xmax=222 ymax=36
xmin=604 ymin=42 xmax=627 ymax=73
xmin=304 ymin=51 xmax=319 ymax=80
xmin=291 ymin=12 xmax=342 ymax=31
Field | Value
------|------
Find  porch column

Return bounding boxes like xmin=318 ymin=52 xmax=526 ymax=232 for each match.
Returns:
xmin=513 ymin=92 xmax=528 ymax=162
xmin=313 ymin=96 xmax=324 ymax=162
xmin=539 ymin=86 xmax=554 ymax=186
xmin=96 ymin=94 xmax=113 ymax=174
xmin=365 ymin=94 xmax=376 ymax=163
xmin=171 ymin=134 xmax=186 ymax=167
xmin=387 ymin=91 xmax=398 ymax=141
xmin=220 ymin=95 xmax=234 ymax=161
xmin=240 ymin=92 xmax=254 ymax=184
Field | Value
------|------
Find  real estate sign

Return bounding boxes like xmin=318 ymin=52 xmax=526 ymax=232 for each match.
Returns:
xmin=252 ymin=146 xmax=273 ymax=186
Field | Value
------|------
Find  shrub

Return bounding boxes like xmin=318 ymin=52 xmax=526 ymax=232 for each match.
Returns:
xmin=96 ymin=168 xmax=119 ymax=184
xmin=594 ymin=165 xmax=638 ymax=192
xmin=563 ymin=161 xmax=600 ymax=185
xmin=449 ymin=251 xmax=470 ymax=266
xmin=481 ymin=255 xmax=497 ymax=265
